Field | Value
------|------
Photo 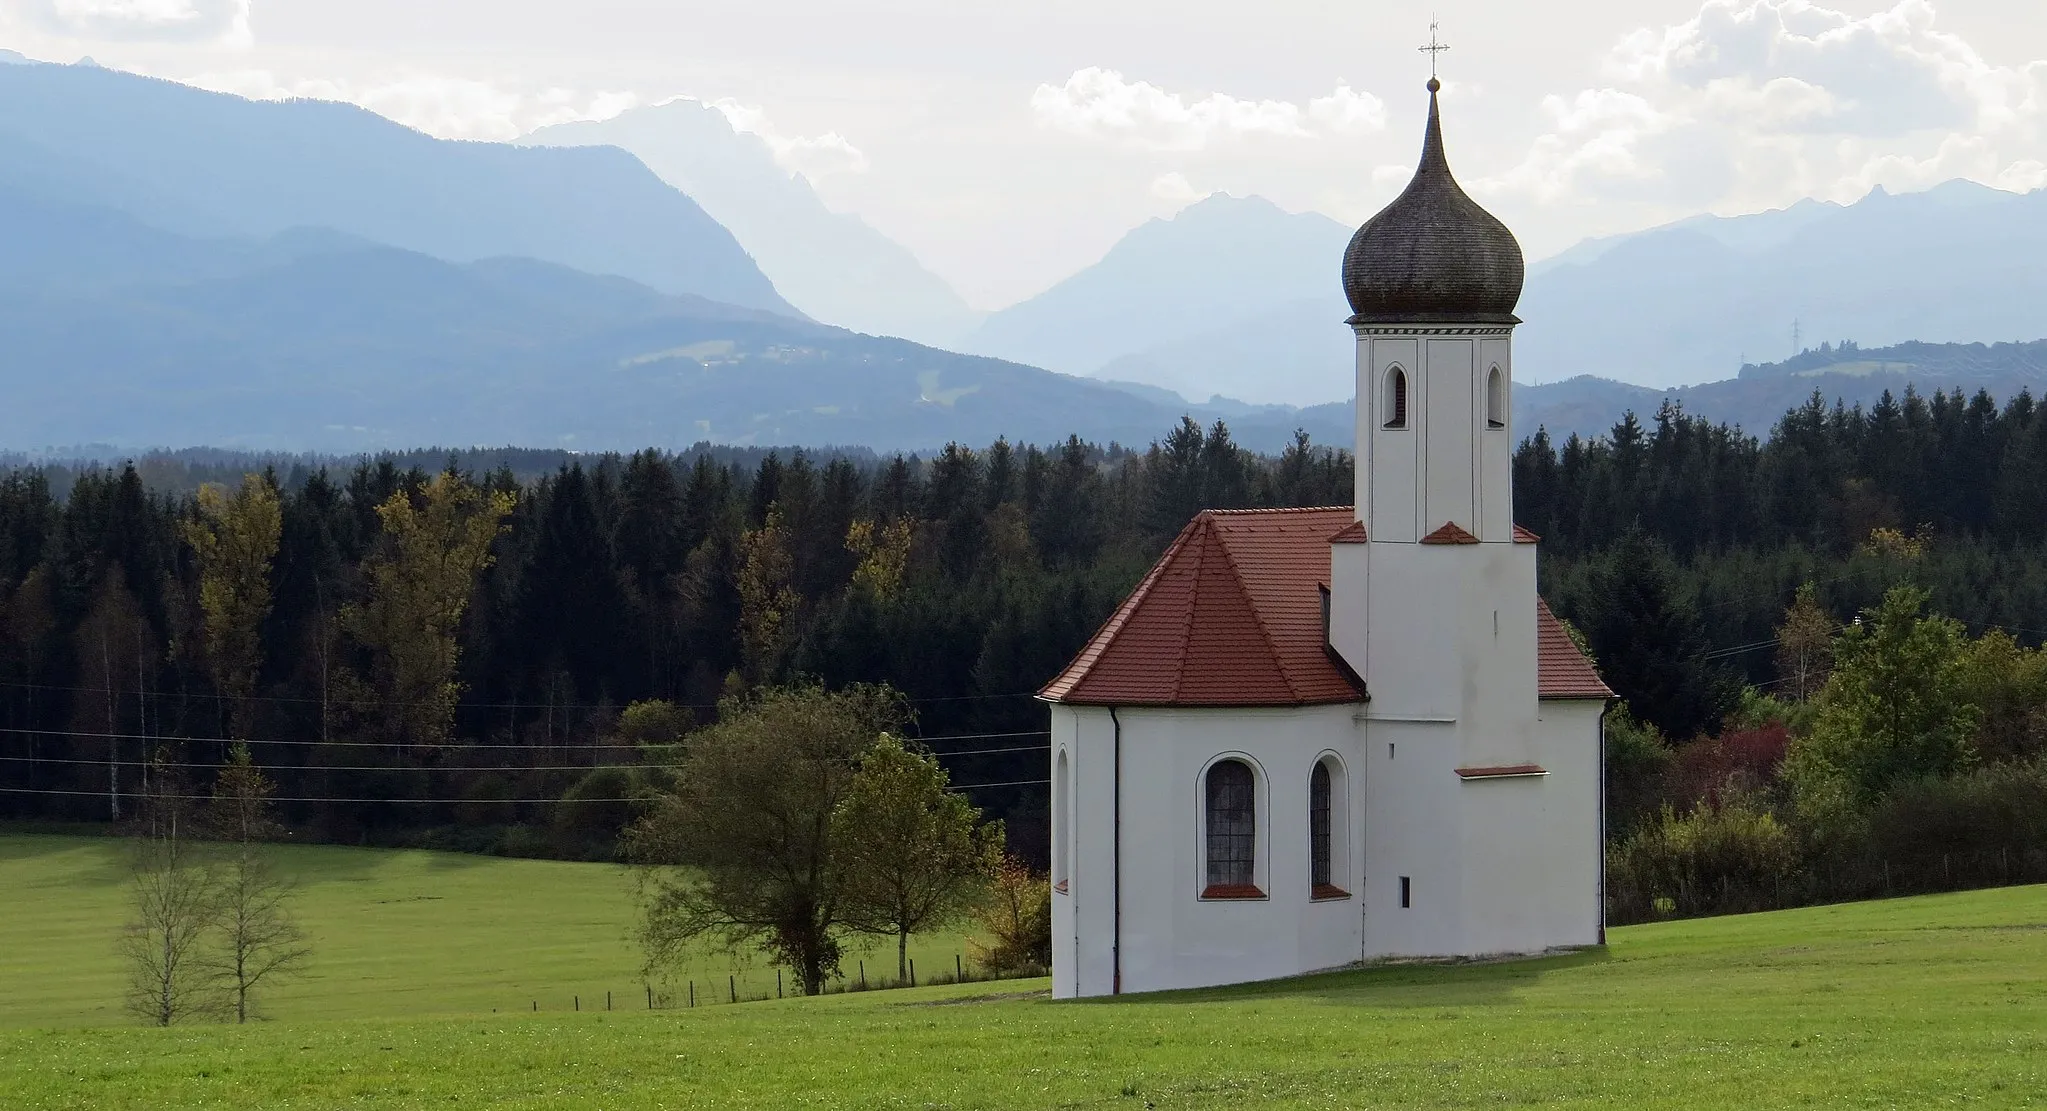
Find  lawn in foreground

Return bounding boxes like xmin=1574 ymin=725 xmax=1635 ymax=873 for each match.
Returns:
xmin=0 ymin=834 xmax=978 ymax=1027
xmin=4 ymin=884 xmax=2043 ymax=1109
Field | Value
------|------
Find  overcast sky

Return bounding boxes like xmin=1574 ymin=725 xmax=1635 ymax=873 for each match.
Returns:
xmin=3 ymin=0 xmax=2043 ymax=309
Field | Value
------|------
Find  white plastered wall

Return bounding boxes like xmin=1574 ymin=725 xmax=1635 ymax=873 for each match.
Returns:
xmin=1049 ymin=703 xmax=1366 ymax=997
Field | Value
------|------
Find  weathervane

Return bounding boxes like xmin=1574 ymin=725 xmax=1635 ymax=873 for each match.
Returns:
xmin=1419 ymin=19 xmax=1449 ymax=82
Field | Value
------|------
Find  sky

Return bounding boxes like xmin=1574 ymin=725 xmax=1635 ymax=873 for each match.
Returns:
xmin=2 ymin=0 xmax=2044 ymax=311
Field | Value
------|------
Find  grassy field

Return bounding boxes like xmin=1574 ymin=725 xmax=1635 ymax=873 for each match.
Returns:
xmin=0 ymin=834 xmax=979 ymax=1027
xmin=3 ymin=837 xmax=2045 ymax=1109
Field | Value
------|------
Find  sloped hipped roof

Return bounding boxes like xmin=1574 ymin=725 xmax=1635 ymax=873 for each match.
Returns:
xmin=1039 ymin=507 xmax=1612 ymax=706
xmin=1536 ymin=597 xmax=1613 ymax=700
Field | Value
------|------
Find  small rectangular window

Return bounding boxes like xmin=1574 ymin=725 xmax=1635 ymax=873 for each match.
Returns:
xmin=1400 ymin=876 xmax=1412 ymax=908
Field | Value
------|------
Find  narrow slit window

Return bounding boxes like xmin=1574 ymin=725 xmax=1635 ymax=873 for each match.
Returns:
xmin=1204 ymin=760 xmax=1257 ymax=895
xmin=1383 ymin=366 xmax=1408 ymax=429
xmin=1400 ymin=876 xmax=1412 ymax=908
xmin=1487 ymin=366 xmax=1505 ymax=429
xmin=1309 ymin=762 xmax=1332 ymax=889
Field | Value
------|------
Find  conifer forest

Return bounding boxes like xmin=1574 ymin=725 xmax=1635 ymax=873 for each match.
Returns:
xmin=8 ymin=387 xmax=2047 ymax=880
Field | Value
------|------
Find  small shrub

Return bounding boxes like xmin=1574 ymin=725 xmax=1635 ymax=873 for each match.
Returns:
xmin=1866 ymin=761 xmax=2047 ymax=864
xmin=970 ymin=856 xmax=1050 ymax=974
xmin=552 ymin=767 xmax=639 ymax=859
xmin=1608 ymin=797 xmax=1800 ymax=922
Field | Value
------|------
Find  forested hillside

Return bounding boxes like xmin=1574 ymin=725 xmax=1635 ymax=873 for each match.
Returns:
xmin=7 ymin=385 xmax=2047 ymax=876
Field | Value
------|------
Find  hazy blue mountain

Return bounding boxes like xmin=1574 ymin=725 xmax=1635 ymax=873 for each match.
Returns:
xmin=1518 ymin=180 xmax=2047 ymax=389
xmin=1513 ymin=338 xmax=2047 ymax=443
xmin=0 ymin=193 xmax=1356 ymax=454
xmin=521 ymin=100 xmax=981 ymax=345
xmin=970 ymin=179 xmax=2047 ymax=406
xmin=960 ymin=194 xmax=1354 ymax=405
xmin=0 ymin=62 xmax=797 ymax=315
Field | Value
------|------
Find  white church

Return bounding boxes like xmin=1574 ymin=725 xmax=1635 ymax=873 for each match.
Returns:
xmin=1039 ymin=79 xmax=1613 ymax=998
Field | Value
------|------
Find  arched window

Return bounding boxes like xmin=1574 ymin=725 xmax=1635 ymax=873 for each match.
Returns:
xmin=1053 ymin=749 xmax=1071 ymax=893
xmin=1487 ymin=365 xmax=1505 ymax=429
xmin=1310 ymin=755 xmax=1351 ymax=900
xmin=1309 ymin=761 xmax=1332 ymax=888
xmin=1203 ymin=760 xmax=1258 ymax=897
xmin=1382 ymin=366 xmax=1408 ymax=429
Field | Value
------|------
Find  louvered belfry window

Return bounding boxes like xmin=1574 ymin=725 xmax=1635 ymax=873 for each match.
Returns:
xmin=1310 ymin=761 xmax=1333 ymax=888
xmin=1383 ymin=366 xmax=1409 ymax=429
xmin=1205 ymin=760 xmax=1256 ymax=890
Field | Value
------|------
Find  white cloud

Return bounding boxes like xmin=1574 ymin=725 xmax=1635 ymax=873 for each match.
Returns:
xmin=179 ymin=69 xmax=636 ymax=141
xmin=1149 ymin=171 xmax=1202 ymax=205
xmin=1031 ymin=67 xmax=1383 ymax=151
xmin=1492 ymin=0 xmax=2047 ymax=212
xmin=8 ymin=0 xmax=249 ymax=45
xmin=698 ymin=96 xmax=870 ymax=177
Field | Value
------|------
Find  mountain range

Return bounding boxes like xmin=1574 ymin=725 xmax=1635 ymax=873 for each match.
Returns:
xmin=0 ymin=61 xmax=795 ymax=315
xmin=3 ymin=59 xmax=2045 ymax=456
xmin=520 ymin=100 xmax=982 ymax=347
xmin=959 ymin=194 xmax=1355 ymax=407
xmin=962 ymin=181 xmax=2047 ymax=405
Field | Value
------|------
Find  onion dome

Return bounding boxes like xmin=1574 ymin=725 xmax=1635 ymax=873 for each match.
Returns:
xmin=1342 ymin=79 xmax=1524 ymax=324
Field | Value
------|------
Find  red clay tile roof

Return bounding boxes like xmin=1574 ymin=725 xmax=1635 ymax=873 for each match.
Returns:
xmin=1039 ymin=507 xmax=1362 ymax=707
xmin=1513 ymin=524 xmax=1541 ymax=544
xmin=1537 ymin=598 xmax=1612 ymax=700
xmin=1040 ymin=508 xmax=1613 ymax=706
xmin=1420 ymin=521 xmax=1480 ymax=544
xmin=1329 ymin=520 xmax=1369 ymax=544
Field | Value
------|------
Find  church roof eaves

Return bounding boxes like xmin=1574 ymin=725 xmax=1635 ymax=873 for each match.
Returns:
xmin=1420 ymin=521 xmax=1480 ymax=545
xmin=1042 ymin=508 xmax=1610 ymax=706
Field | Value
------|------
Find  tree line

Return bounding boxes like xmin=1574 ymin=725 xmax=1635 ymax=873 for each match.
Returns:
xmin=8 ymin=385 xmax=2047 ymax=880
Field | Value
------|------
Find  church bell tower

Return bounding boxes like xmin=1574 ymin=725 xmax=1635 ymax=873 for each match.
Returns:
xmin=1327 ymin=75 xmax=1537 ymax=726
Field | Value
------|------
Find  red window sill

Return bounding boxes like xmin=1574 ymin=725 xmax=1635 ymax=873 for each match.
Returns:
xmin=1311 ymin=884 xmax=1352 ymax=901
xmin=1200 ymin=884 xmax=1267 ymax=900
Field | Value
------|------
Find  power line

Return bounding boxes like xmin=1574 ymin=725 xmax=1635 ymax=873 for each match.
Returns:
xmin=0 ymin=678 xmax=1044 ymax=713
xmin=1 ymin=743 xmax=1049 ymax=774
xmin=0 ymin=725 xmax=1049 ymax=751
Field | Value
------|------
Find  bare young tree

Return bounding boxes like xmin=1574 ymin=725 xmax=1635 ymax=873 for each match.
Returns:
xmin=122 ymin=751 xmax=217 ymax=1026
xmin=207 ymin=743 xmax=310 ymax=1023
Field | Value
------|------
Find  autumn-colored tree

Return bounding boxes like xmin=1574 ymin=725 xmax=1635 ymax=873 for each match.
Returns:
xmin=342 ymin=474 xmax=513 ymax=748
xmin=181 ymin=475 xmax=282 ymax=739
xmin=206 ymin=743 xmax=309 ymax=1023
xmin=736 ymin=506 xmax=799 ymax=683
xmin=970 ymin=855 xmax=1052 ymax=974
xmin=624 ymin=684 xmax=907 ymax=995
xmin=835 ymin=733 xmax=1003 ymax=980
xmin=844 ymin=517 xmax=912 ymax=600
xmin=1774 ymin=581 xmax=1836 ymax=703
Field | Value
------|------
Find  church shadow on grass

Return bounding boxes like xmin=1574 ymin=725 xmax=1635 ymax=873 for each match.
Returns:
xmin=1079 ymin=947 xmax=1611 ymax=1010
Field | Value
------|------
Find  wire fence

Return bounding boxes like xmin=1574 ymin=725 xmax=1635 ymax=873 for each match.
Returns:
xmin=502 ymin=955 xmax=1049 ymax=1014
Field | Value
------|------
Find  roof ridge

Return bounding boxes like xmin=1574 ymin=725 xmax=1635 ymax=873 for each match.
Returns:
xmin=1201 ymin=505 xmax=1352 ymax=517
xmin=1167 ymin=517 xmax=1214 ymax=703
xmin=1204 ymin=517 xmax=1305 ymax=702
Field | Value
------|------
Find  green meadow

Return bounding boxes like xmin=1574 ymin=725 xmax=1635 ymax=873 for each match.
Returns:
xmin=3 ymin=833 xmax=2045 ymax=1109
xmin=0 ymin=834 xmax=976 ymax=1027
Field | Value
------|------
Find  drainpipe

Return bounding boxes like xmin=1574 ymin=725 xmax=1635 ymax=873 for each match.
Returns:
xmin=1597 ymin=699 xmax=1611 ymax=946
xmin=1109 ymin=705 xmax=1123 ymax=995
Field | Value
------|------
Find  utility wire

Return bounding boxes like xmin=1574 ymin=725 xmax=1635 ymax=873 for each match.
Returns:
xmin=0 ymin=725 xmax=1048 ymax=751
xmin=0 ymin=678 xmax=1043 ymax=712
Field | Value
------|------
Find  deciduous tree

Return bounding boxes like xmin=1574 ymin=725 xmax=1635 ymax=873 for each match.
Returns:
xmin=122 ymin=751 xmax=217 ymax=1026
xmin=181 ymin=475 xmax=282 ymax=739
xmin=1788 ymin=585 xmax=1978 ymax=810
xmin=342 ymin=474 xmax=512 ymax=748
xmin=206 ymin=743 xmax=309 ymax=1023
xmin=834 ymin=734 xmax=1003 ymax=980
xmin=624 ymin=684 xmax=907 ymax=995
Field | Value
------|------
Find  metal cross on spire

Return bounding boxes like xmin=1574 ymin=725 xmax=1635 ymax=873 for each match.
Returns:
xmin=1419 ymin=20 xmax=1449 ymax=80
